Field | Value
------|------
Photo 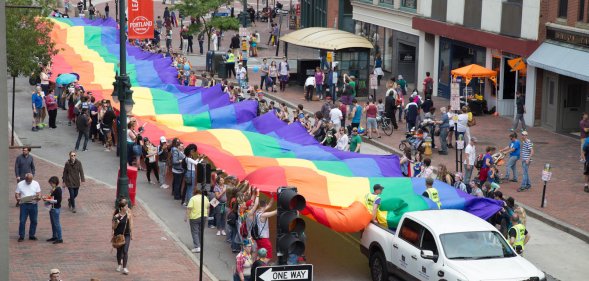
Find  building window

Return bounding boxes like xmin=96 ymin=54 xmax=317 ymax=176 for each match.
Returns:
xmin=463 ymin=0 xmax=482 ymax=29
xmin=431 ymin=0 xmax=447 ymax=22
xmin=558 ymin=0 xmax=568 ymax=18
xmin=500 ymin=0 xmax=522 ymax=38
xmin=379 ymin=0 xmax=393 ymax=5
xmin=400 ymin=0 xmax=417 ymax=10
xmin=579 ymin=0 xmax=585 ymax=21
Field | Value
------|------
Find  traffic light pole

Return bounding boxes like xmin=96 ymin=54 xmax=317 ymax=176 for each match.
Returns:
xmin=115 ymin=0 xmax=131 ymax=208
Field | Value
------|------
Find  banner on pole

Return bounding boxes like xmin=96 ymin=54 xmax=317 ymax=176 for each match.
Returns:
xmin=128 ymin=0 xmax=154 ymax=39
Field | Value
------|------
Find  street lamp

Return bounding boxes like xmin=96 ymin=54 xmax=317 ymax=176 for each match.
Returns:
xmin=112 ymin=0 xmax=134 ymax=208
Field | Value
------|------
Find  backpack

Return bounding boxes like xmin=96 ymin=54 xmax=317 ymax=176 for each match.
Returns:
xmin=426 ymin=79 xmax=433 ymax=92
xmin=227 ymin=210 xmax=238 ymax=226
xmin=250 ymin=213 xmax=266 ymax=240
xmin=475 ymin=154 xmax=485 ymax=169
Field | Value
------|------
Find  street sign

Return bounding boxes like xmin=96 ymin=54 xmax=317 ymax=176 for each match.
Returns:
xmin=450 ymin=82 xmax=460 ymax=111
xmin=255 ymin=264 xmax=313 ymax=281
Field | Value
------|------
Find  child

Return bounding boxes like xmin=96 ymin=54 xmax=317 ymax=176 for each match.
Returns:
xmin=412 ymin=152 xmax=423 ymax=178
xmin=376 ymin=99 xmax=384 ymax=117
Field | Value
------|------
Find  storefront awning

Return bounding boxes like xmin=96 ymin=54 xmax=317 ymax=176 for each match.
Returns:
xmin=527 ymin=42 xmax=589 ymax=82
xmin=279 ymin=27 xmax=373 ymax=50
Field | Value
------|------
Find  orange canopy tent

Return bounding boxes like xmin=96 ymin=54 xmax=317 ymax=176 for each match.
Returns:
xmin=451 ymin=64 xmax=497 ymax=85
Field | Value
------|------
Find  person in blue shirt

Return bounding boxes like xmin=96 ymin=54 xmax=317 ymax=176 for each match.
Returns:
xmin=500 ymin=132 xmax=520 ymax=182
xmin=349 ymin=99 xmax=363 ymax=133
xmin=31 ymin=88 xmax=44 ymax=132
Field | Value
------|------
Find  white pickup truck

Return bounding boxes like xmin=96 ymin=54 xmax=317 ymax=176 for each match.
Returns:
xmin=360 ymin=210 xmax=546 ymax=281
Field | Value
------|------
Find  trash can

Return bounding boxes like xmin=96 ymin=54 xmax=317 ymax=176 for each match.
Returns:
xmin=117 ymin=165 xmax=138 ymax=207
xmin=213 ymin=53 xmax=227 ymax=79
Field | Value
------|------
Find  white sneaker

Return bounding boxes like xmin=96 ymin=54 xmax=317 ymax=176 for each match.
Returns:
xmin=191 ymin=247 xmax=201 ymax=253
xmin=216 ymin=231 xmax=221 ymax=236
xmin=221 ymin=230 xmax=226 ymax=236
xmin=116 ymin=264 xmax=122 ymax=272
xmin=122 ymin=268 xmax=129 ymax=275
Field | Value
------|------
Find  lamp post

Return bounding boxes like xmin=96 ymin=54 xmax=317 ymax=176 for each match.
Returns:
xmin=112 ymin=0 xmax=134 ymax=207
xmin=540 ymin=163 xmax=551 ymax=208
xmin=114 ymin=0 xmax=118 ymax=22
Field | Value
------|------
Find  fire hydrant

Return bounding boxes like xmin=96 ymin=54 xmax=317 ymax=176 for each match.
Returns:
xmin=424 ymin=137 xmax=432 ymax=156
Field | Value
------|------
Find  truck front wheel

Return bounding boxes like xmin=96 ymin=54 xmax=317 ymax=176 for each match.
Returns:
xmin=369 ymin=250 xmax=389 ymax=281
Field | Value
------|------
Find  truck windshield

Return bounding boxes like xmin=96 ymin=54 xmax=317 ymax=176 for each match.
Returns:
xmin=440 ymin=231 xmax=517 ymax=260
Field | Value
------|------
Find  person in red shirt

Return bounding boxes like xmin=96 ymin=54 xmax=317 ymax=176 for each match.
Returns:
xmin=365 ymin=101 xmax=381 ymax=139
xmin=423 ymin=71 xmax=434 ymax=97
xmin=188 ymin=71 xmax=197 ymax=86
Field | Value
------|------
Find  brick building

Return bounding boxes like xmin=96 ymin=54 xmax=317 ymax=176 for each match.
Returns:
xmin=527 ymin=0 xmax=589 ymax=132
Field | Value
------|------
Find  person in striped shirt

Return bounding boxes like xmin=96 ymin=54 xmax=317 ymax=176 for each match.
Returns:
xmin=518 ymin=131 xmax=534 ymax=192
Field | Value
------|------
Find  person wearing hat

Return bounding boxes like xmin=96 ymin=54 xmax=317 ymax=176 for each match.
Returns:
xmin=49 ymin=268 xmax=62 ymax=281
xmin=157 ymin=137 xmax=170 ymax=189
xmin=234 ymin=238 xmax=254 ymax=281
xmin=251 ymin=247 xmax=270 ymax=277
xmin=518 ymin=131 xmax=534 ymax=192
xmin=364 ymin=184 xmax=385 ymax=225
xmin=464 ymin=136 xmax=477 ymax=184
xmin=422 ymin=178 xmax=441 ymax=209
xmin=453 ymin=172 xmax=467 ymax=193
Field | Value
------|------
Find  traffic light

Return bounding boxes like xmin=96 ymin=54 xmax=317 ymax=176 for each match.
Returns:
xmin=276 ymin=186 xmax=306 ymax=265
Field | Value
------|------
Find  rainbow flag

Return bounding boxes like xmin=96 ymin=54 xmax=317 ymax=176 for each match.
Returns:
xmin=48 ymin=18 xmax=502 ymax=232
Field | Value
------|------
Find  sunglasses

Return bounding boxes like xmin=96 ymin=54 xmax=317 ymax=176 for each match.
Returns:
xmin=70 ymin=154 xmax=76 ymax=157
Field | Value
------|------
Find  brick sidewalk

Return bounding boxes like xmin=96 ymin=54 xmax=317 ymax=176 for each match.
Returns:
xmin=8 ymin=149 xmax=209 ymax=281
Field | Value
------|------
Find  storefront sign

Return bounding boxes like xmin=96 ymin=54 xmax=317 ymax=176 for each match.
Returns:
xmin=399 ymin=52 xmax=415 ymax=62
xmin=450 ymin=82 xmax=460 ymax=111
xmin=547 ymin=28 xmax=589 ymax=48
xmin=127 ymin=0 xmax=154 ymax=39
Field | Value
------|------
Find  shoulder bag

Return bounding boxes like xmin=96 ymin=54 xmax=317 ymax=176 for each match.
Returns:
xmin=111 ymin=215 xmax=128 ymax=248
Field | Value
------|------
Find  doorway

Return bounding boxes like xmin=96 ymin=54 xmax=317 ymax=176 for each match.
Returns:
xmin=560 ymin=77 xmax=587 ymax=132
xmin=541 ymin=72 xmax=558 ymax=131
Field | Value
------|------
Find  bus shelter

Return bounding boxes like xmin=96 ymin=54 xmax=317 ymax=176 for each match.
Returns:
xmin=280 ymin=27 xmax=374 ymax=97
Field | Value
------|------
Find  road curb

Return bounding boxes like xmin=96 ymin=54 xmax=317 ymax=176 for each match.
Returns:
xmin=257 ymin=96 xmax=589 ymax=244
xmin=518 ymin=202 xmax=589 ymax=244
xmin=9 ymin=123 xmax=220 ymax=281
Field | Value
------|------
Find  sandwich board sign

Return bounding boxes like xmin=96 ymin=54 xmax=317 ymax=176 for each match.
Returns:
xmin=255 ymin=264 xmax=313 ymax=281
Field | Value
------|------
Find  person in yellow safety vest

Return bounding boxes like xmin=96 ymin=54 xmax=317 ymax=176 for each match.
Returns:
xmin=364 ymin=184 xmax=386 ymax=225
xmin=422 ymin=177 xmax=441 ymax=209
xmin=225 ymin=49 xmax=236 ymax=79
xmin=509 ymin=214 xmax=530 ymax=255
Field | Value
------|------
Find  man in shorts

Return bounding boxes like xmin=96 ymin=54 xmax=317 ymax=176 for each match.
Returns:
xmin=364 ymin=101 xmax=380 ymax=139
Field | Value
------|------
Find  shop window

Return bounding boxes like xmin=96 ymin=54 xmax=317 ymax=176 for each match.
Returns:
xmin=558 ymin=0 xmax=568 ymax=19
xmin=549 ymin=81 xmax=555 ymax=105
xmin=439 ymin=41 xmax=451 ymax=86
xmin=400 ymin=0 xmax=417 ymax=10
xmin=566 ymin=84 xmax=583 ymax=108
xmin=380 ymin=0 xmax=394 ymax=5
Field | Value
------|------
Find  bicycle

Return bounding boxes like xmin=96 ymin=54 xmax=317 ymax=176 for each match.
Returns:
xmin=376 ymin=115 xmax=394 ymax=136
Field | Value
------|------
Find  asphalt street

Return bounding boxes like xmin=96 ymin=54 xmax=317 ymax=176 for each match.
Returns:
xmin=8 ymin=76 xmax=584 ymax=280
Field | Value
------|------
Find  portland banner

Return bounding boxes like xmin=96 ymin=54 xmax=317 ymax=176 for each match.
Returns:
xmin=127 ymin=0 xmax=154 ymax=39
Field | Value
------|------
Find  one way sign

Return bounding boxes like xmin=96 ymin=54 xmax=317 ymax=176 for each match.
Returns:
xmin=255 ymin=264 xmax=313 ymax=281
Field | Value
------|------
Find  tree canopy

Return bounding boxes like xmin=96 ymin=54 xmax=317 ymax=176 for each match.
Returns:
xmin=6 ymin=0 xmax=60 ymax=78
xmin=174 ymin=0 xmax=239 ymax=49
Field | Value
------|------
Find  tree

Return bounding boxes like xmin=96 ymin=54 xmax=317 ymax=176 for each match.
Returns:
xmin=6 ymin=0 xmax=60 ymax=79
xmin=174 ymin=0 xmax=239 ymax=51
xmin=6 ymin=0 xmax=60 ymax=145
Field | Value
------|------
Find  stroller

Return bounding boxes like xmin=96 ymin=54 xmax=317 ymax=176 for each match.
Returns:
xmin=399 ymin=129 xmax=425 ymax=152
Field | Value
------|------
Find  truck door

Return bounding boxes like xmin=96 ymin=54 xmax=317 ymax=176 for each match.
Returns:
xmin=394 ymin=218 xmax=423 ymax=281
xmin=415 ymin=228 xmax=441 ymax=281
